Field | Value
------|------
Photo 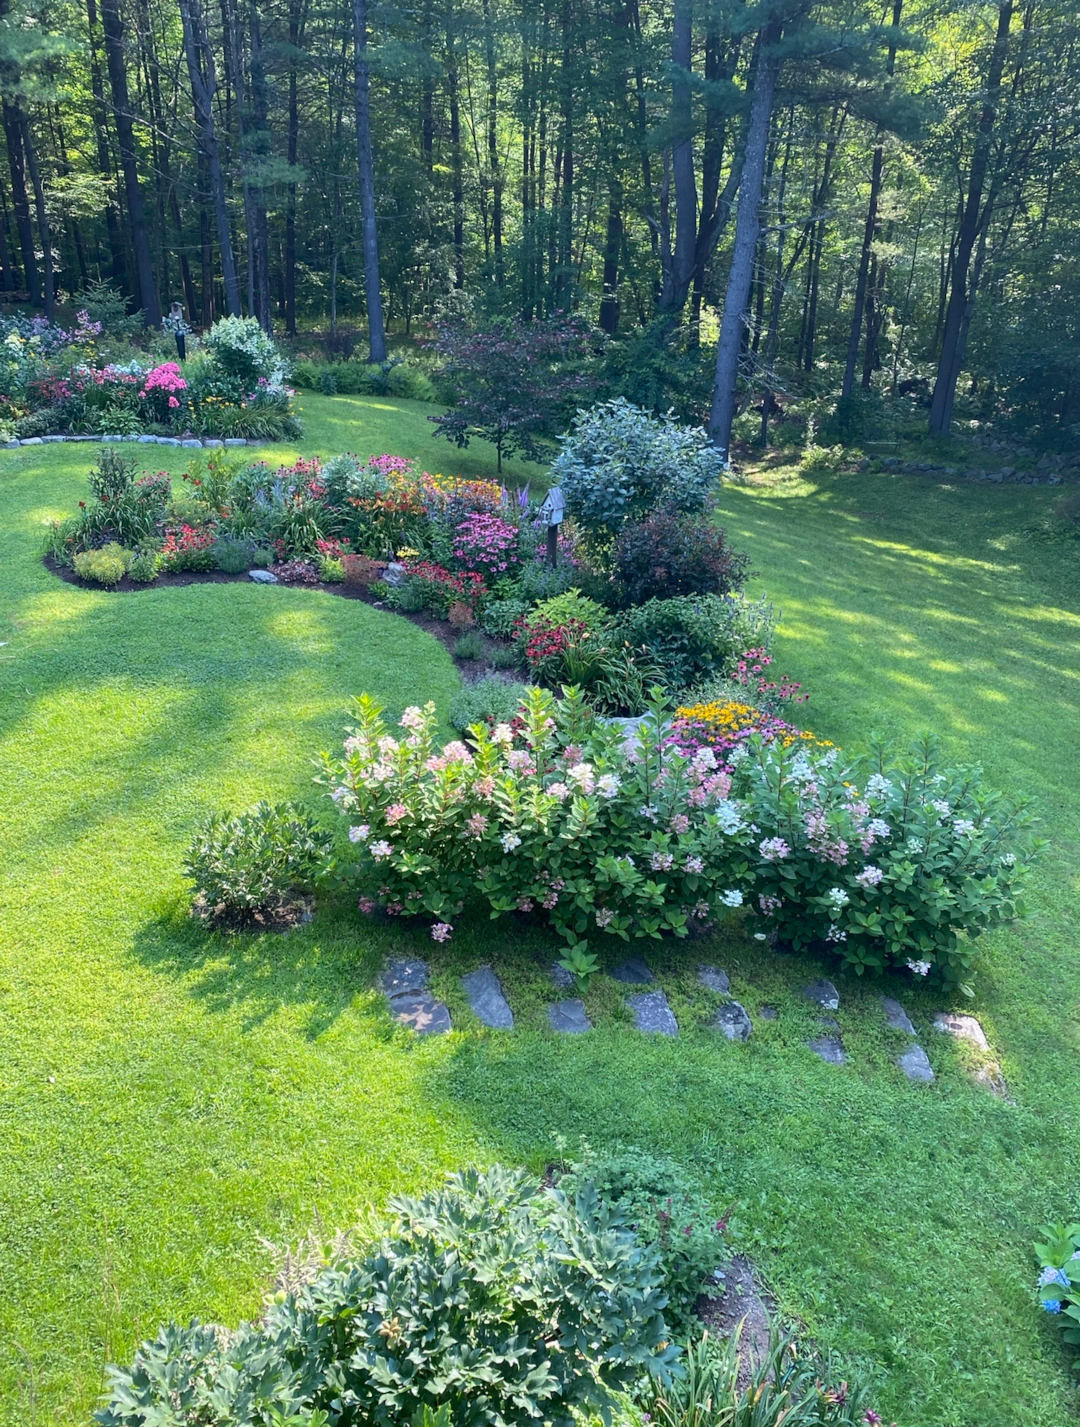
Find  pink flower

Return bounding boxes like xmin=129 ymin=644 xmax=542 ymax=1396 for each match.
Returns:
xmin=475 ymin=775 xmax=496 ymax=798
xmin=467 ymin=812 xmax=489 ymax=837
xmin=358 ymin=897 xmax=376 ymax=914
xmin=759 ymin=837 xmax=790 ymax=861
xmin=431 ymin=922 xmax=453 ymax=942
xmin=385 ymin=804 xmax=408 ymax=825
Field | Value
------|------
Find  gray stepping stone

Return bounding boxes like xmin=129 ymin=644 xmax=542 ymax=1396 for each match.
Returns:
xmin=249 ymin=569 xmax=278 ymax=584
xmin=548 ymin=999 xmax=591 ymax=1033
xmin=627 ymin=990 xmax=677 ymax=1035
xmin=882 ymin=996 xmax=916 ymax=1035
xmin=699 ymin=965 xmax=730 ymax=994
xmin=712 ymin=1001 xmax=752 ymax=1041
xmin=807 ymin=1035 xmax=846 ymax=1065
xmin=897 ymin=1044 xmax=935 ymax=1082
xmin=390 ymin=992 xmax=451 ymax=1035
xmin=462 ymin=966 xmax=513 ymax=1030
xmin=933 ymin=1012 xmax=988 ymax=1050
xmin=379 ymin=957 xmax=429 ymax=998
xmin=550 ymin=961 xmax=574 ymax=990
xmin=610 ymin=955 xmax=654 ymax=984
xmin=803 ymin=978 xmax=840 ymax=1011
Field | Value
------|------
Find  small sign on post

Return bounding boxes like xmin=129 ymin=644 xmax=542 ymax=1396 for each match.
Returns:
xmin=538 ymin=486 xmax=565 ymax=567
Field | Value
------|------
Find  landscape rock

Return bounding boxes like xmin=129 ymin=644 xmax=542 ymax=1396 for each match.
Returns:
xmin=712 ymin=1001 xmax=752 ymax=1041
xmin=379 ymin=957 xmax=429 ymax=997
xmin=224 ymin=437 xmax=248 ymax=447
xmin=203 ymin=439 xmax=224 ymax=448
xmin=3 ymin=440 xmax=19 ymax=448
xmin=974 ymin=1061 xmax=1010 ymax=1098
xmin=802 ymin=978 xmax=840 ymax=1011
xmin=42 ymin=434 xmax=65 ymax=443
xmin=897 ymin=1044 xmax=935 ymax=1082
xmin=882 ymin=996 xmax=916 ymax=1035
xmin=627 ymin=989 xmax=678 ymax=1035
xmin=389 ymin=992 xmax=451 ymax=1035
xmin=462 ymin=966 xmax=514 ymax=1030
xmin=610 ymin=955 xmax=654 ymax=984
xmin=548 ymin=999 xmax=591 ymax=1033
xmin=933 ymin=1012 xmax=988 ymax=1050
xmin=20 ymin=436 xmax=42 ymax=445
xmin=807 ymin=1034 xmax=846 ymax=1065
xmin=382 ymin=561 xmax=406 ymax=586
xmin=138 ymin=434 xmax=157 ymax=443
xmin=181 ymin=438 xmax=202 ymax=448
xmin=550 ymin=961 xmax=574 ymax=990
xmin=249 ymin=569 xmax=278 ymax=584
xmin=698 ymin=965 xmax=730 ymax=994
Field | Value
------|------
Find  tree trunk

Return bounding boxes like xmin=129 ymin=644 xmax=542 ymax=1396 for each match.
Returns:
xmin=1 ymin=102 xmax=39 ymax=302
xmin=100 ymin=0 xmax=160 ymax=323
xmin=353 ymin=0 xmax=387 ymax=360
xmin=599 ymin=194 xmax=622 ymax=331
xmin=929 ymin=0 xmax=1013 ymax=434
xmin=285 ymin=0 xmax=304 ymax=335
xmin=179 ymin=0 xmax=241 ymax=316
xmin=446 ymin=10 xmax=465 ymax=289
xmin=86 ymin=0 xmax=128 ymax=296
xmin=657 ymin=0 xmax=696 ymax=315
xmin=708 ymin=23 xmax=781 ymax=456
xmin=248 ymin=0 xmax=272 ymax=332
xmin=483 ymin=0 xmax=503 ymax=284
xmin=19 ymin=111 xmax=55 ymax=319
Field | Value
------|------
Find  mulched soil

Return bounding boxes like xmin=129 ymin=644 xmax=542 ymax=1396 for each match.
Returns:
xmin=190 ymin=894 xmax=315 ymax=934
xmin=42 ymin=553 xmax=508 ymax=676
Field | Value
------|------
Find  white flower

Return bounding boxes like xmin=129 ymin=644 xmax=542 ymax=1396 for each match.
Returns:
xmin=952 ymin=818 xmax=976 ymax=836
xmin=546 ymin=781 xmax=571 ymax=801
xmin=867 ymin=818 xmax=890 ymax=839
xmin=720 ymin=889 xmax=743 ymax=907
xmin=692 ymin=747 xmax=717 ymax=771
xmin=866 ymin=774 xmax=893 ymax=798
xmin=348 ymin=824 xmax=370 ymax=843
xmin=825 ymin=924 xmax=847 ymax=943
xmin=1000 ymin=852 xmax=1016 ymax=867
xmin=855 ymin=864 xmax=884 ymax=887
xmin=639 ymin=804 xmax=659 ymax=822
xmin=491 ymin=722 xmax=514 ymax=744
xmin=930 ymin=799 xmax=951 ymax=818
xmin=567 ymin=761 xmax=594 ymax=784
xmin=753 ymin=932 xmax=767 ymax=941
xmin=826 ymin=886 xmax=850 ymax=909
xmin=684 ymin=855 xmax=705 ymax=874
xmin=713 ymin=800 xmax=744 ymax=835
xmin=596 ymin=773 xmax=620 ymax=799
xmin=595 ymin=907 xmax=614 ymax=927
xmin=370 ymin=840 xmax=393 ymax=860
xmin=430 ymin=922 xmax=453 ymax=942
xmin=906 ymin=959 xmax=931 ymax=976
xmin=330 ymin=785 xmax=351 ymax=804
xmin=650 ymin=851 xmax=675 ymax=872
xmin=906 ymin=837 xmax=924 ymax=853
xmin=500 ymin=832 xmax=522 ymax=853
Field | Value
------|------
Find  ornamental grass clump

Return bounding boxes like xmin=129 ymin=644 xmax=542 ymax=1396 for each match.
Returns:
xmin=319 ymin=686 xmax=751 ymax=947
xmin=732 ymin=734 xmax=1041 ymax=990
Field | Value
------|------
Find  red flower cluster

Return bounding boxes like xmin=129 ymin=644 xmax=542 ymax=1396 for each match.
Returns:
xmin=403 ymin=559 xmax=488 ymax=612
xmin=159 ymin=524 xmax=216 ymax=572
xmin=516 ymin=614 xmax=589 ymax=670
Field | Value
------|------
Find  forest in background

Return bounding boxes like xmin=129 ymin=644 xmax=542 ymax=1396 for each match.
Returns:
xmin=1 ymin=0 xmax=1079 ymax=448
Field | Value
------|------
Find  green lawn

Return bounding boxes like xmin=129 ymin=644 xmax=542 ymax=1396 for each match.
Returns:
xmin=1 ymin=396 xmax=1077 ymax=1425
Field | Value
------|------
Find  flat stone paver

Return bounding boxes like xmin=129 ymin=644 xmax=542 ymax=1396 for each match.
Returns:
xmin=462 ymin=967 xmax=514 ymax=1029
xmin=610 ymin=956 xmax=654 ymax=984
xmin=897 ymin=1044 xmax=935 ymax=1082
xmin=548 ymin=999 xmax=591 ymax=1033
xmin=933 ymin=1012 xmax=988 ymax=1050
xmin=882 ymin=996 xmax=916 ymax=1035
xmin=712 ymin=1001 xmax=752 ymax=1041
xmin=379 ymin=958 xmax=429 ymax=997
xmin=390 ymin=992 xmax=452 ymax=1035
xmin=550 ymin=961 xmax=574 ymax=989
xmin=803 ymin=978 xmax=840 ymax=1011
xmin=699 ymin=965 xmax=731 ymax=993
xmin=807 ymin=1034 xmax=846 ymax=1065
xmin=627 ymin=990 xmax=677 ymax=1034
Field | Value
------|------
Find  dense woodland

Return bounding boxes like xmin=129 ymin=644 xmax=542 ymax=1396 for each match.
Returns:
xmin=2 ymin=0 xmax=1079 ymax=446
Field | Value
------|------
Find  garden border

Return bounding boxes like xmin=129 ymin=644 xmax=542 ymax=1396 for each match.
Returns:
xmin=4 ymin=433 xmax=269 ymax=449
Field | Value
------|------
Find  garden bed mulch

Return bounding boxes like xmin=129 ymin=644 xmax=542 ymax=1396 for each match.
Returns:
xmin=42 ymin=554 xmax=507 ymax=679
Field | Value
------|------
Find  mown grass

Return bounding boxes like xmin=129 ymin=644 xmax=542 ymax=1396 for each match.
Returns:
xmin=0 ymin=396 xmax=1077 ymax=1425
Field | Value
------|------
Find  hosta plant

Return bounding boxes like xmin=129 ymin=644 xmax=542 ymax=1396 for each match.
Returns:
xmin=319 ymin=686 xmax=751 ymax=948
xmin=734 ymin=734 xmax=1040 ymax=990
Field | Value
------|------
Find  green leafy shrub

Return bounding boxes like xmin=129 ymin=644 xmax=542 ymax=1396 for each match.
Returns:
xmin=453 ymin=630 xmax=487 ymax=660
xmin=613 ymin=595 xmax=746 ymax=693
xmin=561 ymin=1146 xmax=728 ymax=1331
xmin=128 ymin=550 xmax=160 ymax=583
xmin=73 ymin=543 xmax=131 ymax=587
xmin=319 ymin=555 xmax=345 ymax=582
xmin=553 ymin=398 xmax=724 ymax=540
xmin=96 ymin=1165 xmax=677 ymax=1427
xmin=481 ymin=596 xmax=532 ymax=638
xmin=14 ymin=407 xmax=53 ymax=438
xmin=736 ymin=735 xmax=1041 ymax=989
xmin=201 ymin=315 xmax=287 ymax=387
xmin=491 ymin=643 xmax=522 ymax=671
xmin=184 ymin=801 xmax=334 ymax=914
xmin=212 ymin=535 xmax=258 ymax=574
xmin=87 ymin=448 xmax=137 ymax=502
xmin=449 ymin=675 xmax=534 ymax=731
xmin=1034 ymin=1222 xmax=1080 ymax=1366
xmin=322 ymin=686 xmax=750 ymax=945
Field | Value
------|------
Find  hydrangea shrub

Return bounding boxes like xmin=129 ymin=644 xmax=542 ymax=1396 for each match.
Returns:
xmin=1034 ymin=1222 xmax=1080 ymax=1365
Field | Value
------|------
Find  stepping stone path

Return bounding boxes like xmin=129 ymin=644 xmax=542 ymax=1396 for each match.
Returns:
xmin=462 ymin=967 xmax=513 ymax=1030
xmin=803 ymin=978 xmax=840 ymax=1011
xmin=610 ymin=956 xmax=655 ymax=984
xmin=933 ymin=1012 xmax=988 ymax=1049
xmin=808 ymin=1034 xmax=846 ymax=1065
xmin=626 ymin=990 xmax=678 ymax=1035
xmin=379 ymin=957 xmax=451 ymax=1035
xmin=712 ymin=1001 xmax=752 ymax=1041
xmin=882 ymin=997 xmax=935 ymax=1082
xmin=548 ymin=999 xmax=591 ymax=1033
xmin=698 ymin=965 xmax=731 ymax=993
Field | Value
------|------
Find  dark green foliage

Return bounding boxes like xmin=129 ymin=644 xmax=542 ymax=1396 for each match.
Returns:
xmin=612 ymin=510 xmax=750 ymax=606
xmin=449 ymin=675 xmax=532 ymax=730
xmin=613 ymin=595 xmax=746 ymax=693
xmin=183 ymin=801 xmax=334 ymax=913
xmin=87 ymin=449 xmax=137 ymax=503
xmin=452 ymin=630 xmax=487 ymax=660
xmin=212 ymin=536 xmax=258 ymax=574
xmin=95 ymin=1166 xmax=678 ymax=1427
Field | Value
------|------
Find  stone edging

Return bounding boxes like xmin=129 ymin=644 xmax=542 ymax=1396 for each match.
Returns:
xmin=3 ymin=433 xmax=265 ymax=450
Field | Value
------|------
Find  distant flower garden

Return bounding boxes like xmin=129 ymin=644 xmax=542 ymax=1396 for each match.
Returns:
xmin=0 ymin=313 xmax=299 ymax=441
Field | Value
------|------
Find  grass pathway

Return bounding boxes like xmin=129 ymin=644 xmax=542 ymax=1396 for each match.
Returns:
xmin=0 ymin=399 xmax=1077 ymax=1425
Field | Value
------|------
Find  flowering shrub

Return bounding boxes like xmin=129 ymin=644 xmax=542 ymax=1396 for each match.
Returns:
xmin=159 ymin=524 xmax=216 ymax=572
xmin=733 ymin=735 xmax=1040 ymax=988
xmin=319 ymin=687 xmax=751 ymax=946
xmin=732 ymin=646 xmax=806 ymax=707
xmin=452 ymin=512 xmax=521 ymax=576
xmin=140 ymin=361 xmax=187 ymax=422
xmin=1034 ymin=1222 xmax=1080 ymax=1365
xmin=611 ymin=508 xmax=750 ymax=605
xmin=201 ymin=315 xmax=287 ymax=387
xmin=399 ymin=559 xmax=488 ymax=616
xmin=669 ymin=700 xmax=827 ymax=759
